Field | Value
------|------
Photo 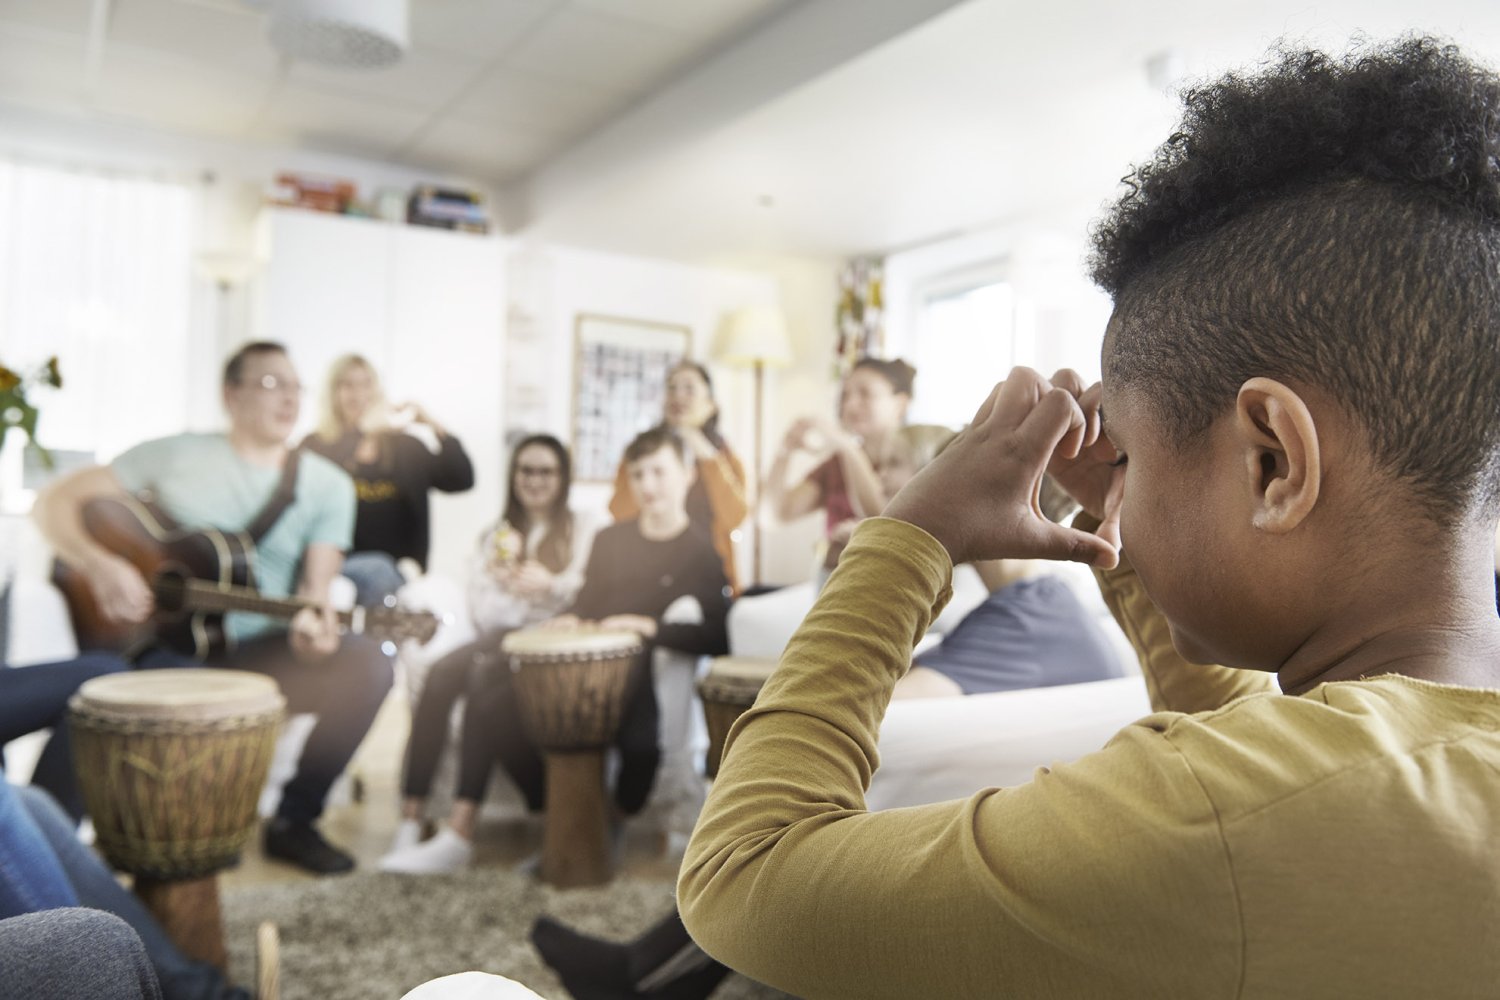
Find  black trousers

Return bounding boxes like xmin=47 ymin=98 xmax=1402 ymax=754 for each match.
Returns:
xmin=0 ymin=652 xmax=131 ymax=820
xmin=401 ymin=632 xmax=515 ymax=804
xmin=494 ymin=651 xmax=661 ymax=816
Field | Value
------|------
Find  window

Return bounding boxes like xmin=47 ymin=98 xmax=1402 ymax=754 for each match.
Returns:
xmin=0 ymin=161 xmax=194 ymax=508
xmin=906 ymin=278 xmax=1030 ymax=427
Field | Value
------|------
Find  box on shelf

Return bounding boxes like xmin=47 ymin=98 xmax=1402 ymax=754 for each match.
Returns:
xmin=269 ymin=172 xmax=356 ymax=214
xmin=407 ymin=185 xmax=490 ymax=234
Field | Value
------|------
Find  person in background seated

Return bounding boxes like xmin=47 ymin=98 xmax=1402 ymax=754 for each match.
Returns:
xmin=0 ymin=777 xmax=248 ymax=999
xmin=499 ymin=427 xmax=729 ymax=831
xmin=33 ymin=341 xmax=393 ymax=875
xmin=379 ymin=434 xmax=603 ymax=874
xmin=766 ymin=357 xmax=916 ymax=585
xmin=301 ymin=353 xmax=474 ymax=605
xmin=679 ymin=38 xmax=1500 ymax=997
xmin=895 ymin=475 xmax=1125 ymax=699
xmin=0 ymin=651 xmax=129 ymax=821
xmin=608 ymin=361 xmax=747 ymax=594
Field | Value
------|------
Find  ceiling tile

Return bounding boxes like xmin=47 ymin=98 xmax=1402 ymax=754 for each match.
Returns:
xmin=0 ymin=23 xmax=89 ymax=113
xmin=399 ymin=116 xmax=558 ymax=182
xmin=250 ymin=82 xmax=429 ymax=160
xmin=507 ymin=7 xmax=695 ymax=94
xmin=409 ymin=0 xmax=557 ymax=60
xmin=92 ymin=42 xmax=271 ymax=136
xmin=0 ymin=0 xmax=93 ymax=35
xmin=108 ymin=0 xmax=280 ymax=76
xmin=288 ymin=45 xmax=490 ymax=112
xmin=446 ymin=66 xmax=614 ymax=137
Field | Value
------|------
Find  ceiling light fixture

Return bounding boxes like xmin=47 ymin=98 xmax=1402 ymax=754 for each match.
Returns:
xmin=268 ymin=0 xmax=409 ymax=70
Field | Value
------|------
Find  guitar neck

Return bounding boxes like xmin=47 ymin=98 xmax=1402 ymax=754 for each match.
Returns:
xmin=178 ymin=579 xmax=353 ymax=628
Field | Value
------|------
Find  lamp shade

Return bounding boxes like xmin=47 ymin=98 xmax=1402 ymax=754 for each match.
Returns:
xmin=269 ymin=0 xmax=409 ymax=69
xmin=716 ymin=305 xmax=793 ymax=368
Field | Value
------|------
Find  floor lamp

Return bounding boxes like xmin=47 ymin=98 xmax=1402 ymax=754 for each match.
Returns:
xmin=716 ymin=305 xmax=793 ymax=588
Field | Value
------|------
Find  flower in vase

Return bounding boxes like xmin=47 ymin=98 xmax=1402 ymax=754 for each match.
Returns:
xmin=0 ymin=356 xmax=62 ymax=467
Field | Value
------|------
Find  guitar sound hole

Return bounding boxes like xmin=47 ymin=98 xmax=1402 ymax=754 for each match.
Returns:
xmin=154 ymin=569 xmax=189 ymax=615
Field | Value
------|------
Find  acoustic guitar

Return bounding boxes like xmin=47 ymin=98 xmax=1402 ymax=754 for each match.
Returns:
xmin=53 ymin=494 xmax=440 ymax=660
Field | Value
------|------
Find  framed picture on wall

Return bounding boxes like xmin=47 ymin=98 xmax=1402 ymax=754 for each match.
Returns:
xmin=572 ymin=313 xmax=692 ymax=481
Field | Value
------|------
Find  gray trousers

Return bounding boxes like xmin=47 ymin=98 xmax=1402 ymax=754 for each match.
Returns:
xmin=0 ymin=908 xmax=163 ymax=1000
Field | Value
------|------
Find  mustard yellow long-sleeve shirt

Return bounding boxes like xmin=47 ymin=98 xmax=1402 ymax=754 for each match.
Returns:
xmin=679 ymin=518 xmax=1500 ymax=999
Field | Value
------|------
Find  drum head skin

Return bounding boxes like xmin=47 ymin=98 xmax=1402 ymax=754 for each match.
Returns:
xmin=73 ymin=668 xmax=285 ymax=720
xmin=706 ymin=656 xmax=778 ymax=684
xmin=501 ymin=627 xmax=643 ymax=659
xmin=400 ymin=972 xmax=548 ymax=1000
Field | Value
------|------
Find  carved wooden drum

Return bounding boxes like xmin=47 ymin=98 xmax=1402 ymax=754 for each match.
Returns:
xmin=501 ymin=627 xmax=644 ymax=887
xmin=69 ymin=668 xmax=284 ymax=969
xmin=698 ymin=656 xmax=776 ymax=778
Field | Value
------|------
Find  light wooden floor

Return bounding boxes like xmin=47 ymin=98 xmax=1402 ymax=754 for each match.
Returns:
xmin=220 ymin=690 xmax=683 ymax=890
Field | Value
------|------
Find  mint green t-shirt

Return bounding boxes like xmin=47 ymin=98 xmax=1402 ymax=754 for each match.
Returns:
xmin=112 ymin=433 xmax=355 ymax=644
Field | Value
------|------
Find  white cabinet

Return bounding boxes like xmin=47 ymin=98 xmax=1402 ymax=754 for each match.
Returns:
xmin=255 ymin=208 xmax=506 ymax=583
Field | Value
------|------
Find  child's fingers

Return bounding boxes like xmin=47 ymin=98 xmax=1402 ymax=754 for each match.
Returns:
xmin=1016 ymin=387 xmax=1088 ymax=467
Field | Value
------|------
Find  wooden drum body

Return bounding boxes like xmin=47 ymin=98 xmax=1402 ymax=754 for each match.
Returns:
xmin=69 ymin=668 xmax=285 ymax=969
xmin=502 ymin=628 xmax=643 ymax=888
xmin=699 ymin=657 xmax=776 ymax=777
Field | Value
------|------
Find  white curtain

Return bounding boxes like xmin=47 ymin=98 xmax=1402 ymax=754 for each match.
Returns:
xmin=0 ymin=161 xmax=194 ymax=470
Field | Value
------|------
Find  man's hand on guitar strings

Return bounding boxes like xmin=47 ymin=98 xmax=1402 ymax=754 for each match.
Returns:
xmin=86 ymin=552 xmax=155 ymax=625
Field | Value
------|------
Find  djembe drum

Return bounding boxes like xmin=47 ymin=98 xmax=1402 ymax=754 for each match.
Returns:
xmin=698 ymin=656 xmax=777 ymax=777
xmin=69 ymin=668 xmax=285 ymax=969
xmin=502 ymin=627 xmax=644 ymax=888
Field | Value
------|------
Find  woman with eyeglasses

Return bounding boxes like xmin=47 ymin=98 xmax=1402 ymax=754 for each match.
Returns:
xmin=300 ymin=354 xmax=474 ymax=604
xmin=379 ymin=434 xmax=603 ymax=873
xmin=607 ymin=361 xmax=747 ymax=593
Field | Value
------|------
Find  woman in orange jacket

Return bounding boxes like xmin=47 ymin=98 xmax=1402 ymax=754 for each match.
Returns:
xmin=608 ymin=360 xmax=747 ymax=593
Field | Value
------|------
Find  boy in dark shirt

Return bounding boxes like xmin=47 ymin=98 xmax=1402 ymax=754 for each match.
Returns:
xmin=497 ymin=427 xmax=730 ymax=818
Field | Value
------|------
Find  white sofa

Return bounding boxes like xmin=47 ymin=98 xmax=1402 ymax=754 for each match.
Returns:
xmin=724 ymin=562 xmax=1154 ymax=812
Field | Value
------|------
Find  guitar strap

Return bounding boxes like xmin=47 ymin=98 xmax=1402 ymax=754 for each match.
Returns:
xmin=243 ymin=449 xmax=302 ymax=544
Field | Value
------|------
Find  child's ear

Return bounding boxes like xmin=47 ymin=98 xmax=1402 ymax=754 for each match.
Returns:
xmin=1234 ymin=378 xmax=1321 ymax=534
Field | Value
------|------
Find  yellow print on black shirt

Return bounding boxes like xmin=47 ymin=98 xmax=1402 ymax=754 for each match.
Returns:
xmin=356 ymin=479 xmax=399 ymax=503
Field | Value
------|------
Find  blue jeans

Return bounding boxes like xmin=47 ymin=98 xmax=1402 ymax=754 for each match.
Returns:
xmin=1 ymin=782 xmax=242 ymax=1000
xmin=0 ymin=652 xmax=132 ymax=820
xmin=0 ymin=778 xmax=76 ymax=918
xmin=341 ymin=551 xmax=406 ymax=607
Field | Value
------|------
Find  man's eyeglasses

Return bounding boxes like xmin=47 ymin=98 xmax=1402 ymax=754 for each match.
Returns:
xmin=517 ymin=465 xmax=560 ymax=479
xmin=238 ymin=374 xmax=304 ymax=396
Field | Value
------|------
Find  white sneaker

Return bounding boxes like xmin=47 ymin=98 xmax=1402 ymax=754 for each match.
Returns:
xmin=388 ymin=818 xmax=423 ymax=855
xmin=378 ymin=826 xmax=473 ymax=874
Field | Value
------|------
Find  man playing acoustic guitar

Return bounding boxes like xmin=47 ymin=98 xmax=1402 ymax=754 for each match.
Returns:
xmin=34 ymin=341 xmax=394 ymax=875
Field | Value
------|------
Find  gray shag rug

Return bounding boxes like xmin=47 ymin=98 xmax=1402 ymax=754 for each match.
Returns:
xmin=223 ymin=869 xmax=794 ymax=1000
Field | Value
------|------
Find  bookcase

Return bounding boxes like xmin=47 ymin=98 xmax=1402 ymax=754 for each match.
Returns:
xmin=254 ymin=207 xmax=506 ymax=583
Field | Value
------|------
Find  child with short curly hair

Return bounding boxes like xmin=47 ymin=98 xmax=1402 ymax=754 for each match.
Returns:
xmin=680 ymin=36 xmax=1500 ymax=999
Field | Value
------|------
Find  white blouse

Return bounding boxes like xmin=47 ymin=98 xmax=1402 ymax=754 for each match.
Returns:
xmin=465 ymin=507 xmax=605 ymax=633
